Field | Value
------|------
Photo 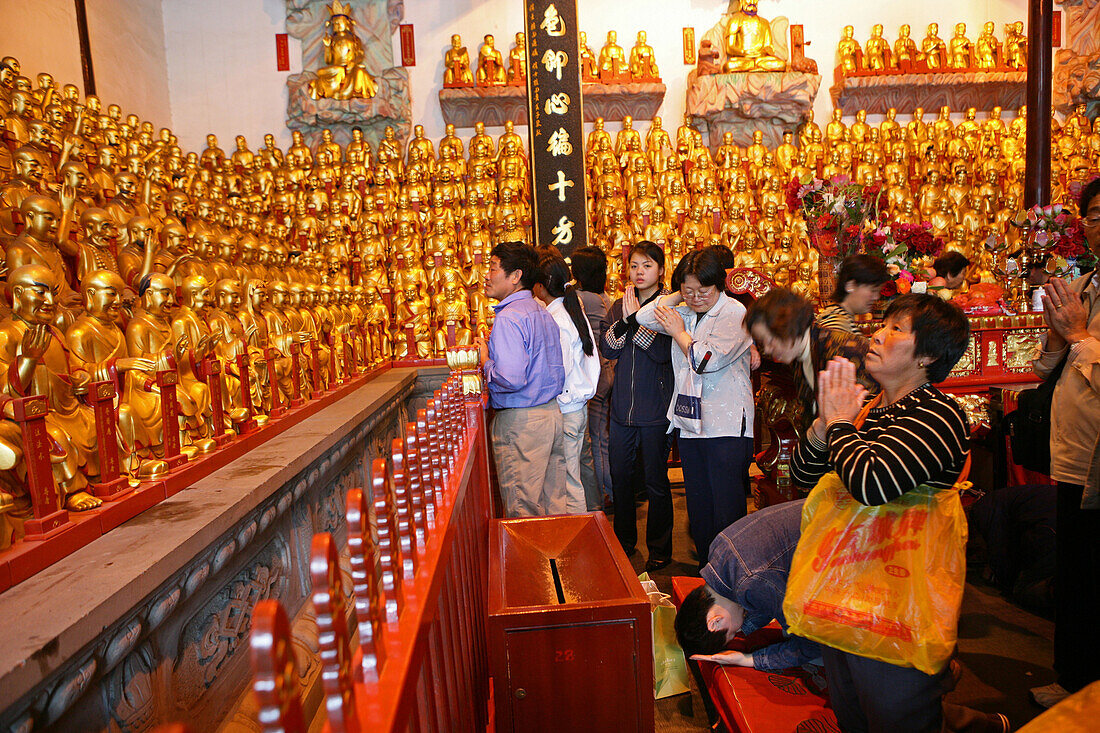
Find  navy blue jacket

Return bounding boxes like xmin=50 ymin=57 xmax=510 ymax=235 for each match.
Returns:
xmin=600 ymin=294 xmax=674 ymax=427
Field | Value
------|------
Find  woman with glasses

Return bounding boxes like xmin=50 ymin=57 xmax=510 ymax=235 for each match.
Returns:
xmin=637 ymin=247 xmax=756 ymax=563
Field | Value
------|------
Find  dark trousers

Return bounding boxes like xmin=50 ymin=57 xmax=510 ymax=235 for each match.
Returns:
xmin=821 ymin=646 xmax=947 ymax=733
xmin=1055 ymin=481 xmax=1100 ymax=692
xmin=610 ymin=420 xmax=672 ymax=561
xmin=677 ymin=435 xmax=752 ymax=561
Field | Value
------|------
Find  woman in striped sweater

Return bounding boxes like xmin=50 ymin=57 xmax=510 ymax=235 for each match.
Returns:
xmin=790 ymin=293 xmax=971 ymax=733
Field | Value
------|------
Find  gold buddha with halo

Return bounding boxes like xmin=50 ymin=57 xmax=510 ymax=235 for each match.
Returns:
xmin=308 ymin=0 xmax=378 ymax=100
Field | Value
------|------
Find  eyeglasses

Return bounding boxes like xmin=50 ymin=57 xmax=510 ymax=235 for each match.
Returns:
xmin=682 ymin=287 xmax=717 ymax=301
xmin=1083 ymin=216 xmax=1100 ymax=229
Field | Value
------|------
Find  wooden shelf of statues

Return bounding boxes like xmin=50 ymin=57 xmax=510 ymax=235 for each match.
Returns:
xmin=438 ymin=31 xmax=666 ymax=128
xmin=830 ymin=22 xmax=1028 ymax=115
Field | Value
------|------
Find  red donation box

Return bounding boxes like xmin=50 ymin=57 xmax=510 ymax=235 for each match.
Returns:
xmin=488 ymin=512 xmax=653 ymax=733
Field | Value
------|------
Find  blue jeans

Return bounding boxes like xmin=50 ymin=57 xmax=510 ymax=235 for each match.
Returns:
xmin=677 ymin=435 xmax=752 ymax=562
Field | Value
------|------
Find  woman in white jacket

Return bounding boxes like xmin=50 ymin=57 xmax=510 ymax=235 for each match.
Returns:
xmin=637 ymin=248 xmax=755 ymax=563
xmin=535 ymin=250 xmax=601 ymax=513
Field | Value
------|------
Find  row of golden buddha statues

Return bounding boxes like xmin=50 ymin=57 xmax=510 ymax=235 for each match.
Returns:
xmin=0 ymin=45 xmax=1097 ymax=529
xmin=443 ymin=29 xmax=661 ymax=88
xmin=583 ymin=101 xmax=1098 ymax=297
xmin=837 ymin=21 xmax=1028 ymax=74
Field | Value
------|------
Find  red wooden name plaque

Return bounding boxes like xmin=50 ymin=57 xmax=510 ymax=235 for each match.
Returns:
xmin=275 ymin=33 xmax=290 ymax=71
xmin=399 ymin=24 xmax=415 ymax=66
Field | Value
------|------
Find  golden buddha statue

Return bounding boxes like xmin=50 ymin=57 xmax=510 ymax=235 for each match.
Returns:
xmin=308 ymin=1 xmax=378 ymax=100
xmin=207 ymin=279 xmax=259 ymax=426
xmin=825 ymin=108 xmax=847 ymax=146
xmin=117 ymin=215 xmax=158 ymax=288
xmin=434 ymin=281 xmax=472 ymax=351
xmin=394 ymin=285 xmax=432 ymax=358
xmin=837 ymin=26 xmax=860 ymax=74
xmin=171 ymin=275 xmax=218 ymax=433
xmin=444 ymin=34 xmax=474 ymax=86
xmin=629 ymin=31 xmax=660 ymax=80
xmin=0 ymin=265 xmax=100 ymax=511
xmin=564 ymin=32 xmax=590 ymax=82
xmin=6 ymin=195 xmax=81 ymax=313
xmin=865 ymin=25 xmax=890 ymax=71
xmin=127 ymin=272 xmax=215 ymax=455
xmin=0 ymin=147 xmax=47 ymax=235
xmin=920 ymin=23 xmax=947 ymax=69
xmin=362 ymin=287 xmax=391 ymax=362
xmin=508 ymin=33 xmax=526 ymax=84
xmin=975 ymin=22 xmax=999 ymax=69
xmin=723 ymin=0 xmax=786 ymax=72
xmin=947 ymin=23 xmax=971 ymax=69
xmin=598 ymin=31 xmax=628 ymax=78
xmin=476 ymin=34 xmax=507 ymax=86
xmin=66 ymin=270 xmax=171 ymax=478
xmin=77 ymin=207 xmax=122 ymax=281
xmin=1004 ymin=21 xmax=1026 ymax=69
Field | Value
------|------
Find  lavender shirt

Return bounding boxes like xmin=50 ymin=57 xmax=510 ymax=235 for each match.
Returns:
xmin=484 ymin=290 xmax=565 ymax=409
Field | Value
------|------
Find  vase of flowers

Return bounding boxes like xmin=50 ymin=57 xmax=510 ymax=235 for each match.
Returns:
xmin=1012 ymin=203 xmax=1096 ymax=278
xmin=788 ymin=176 xmax=884 ymax=298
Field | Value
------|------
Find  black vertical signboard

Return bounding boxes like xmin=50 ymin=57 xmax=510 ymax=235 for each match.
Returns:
xmin=524 ymin=0 xmax=589 ymax=257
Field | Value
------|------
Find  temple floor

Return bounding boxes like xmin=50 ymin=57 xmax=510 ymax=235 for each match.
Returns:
xmin=630 ymin=468 xmax=1055 ymax=732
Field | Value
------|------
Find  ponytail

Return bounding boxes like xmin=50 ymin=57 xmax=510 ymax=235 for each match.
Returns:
xmin=563 ymin=285 xmax=594 ymax=356
xmin=539 ymin=251 xmax=594 ymax=356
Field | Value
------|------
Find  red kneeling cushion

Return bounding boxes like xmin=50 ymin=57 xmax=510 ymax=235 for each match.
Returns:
xmin=672 ymin=576 xmax=839 ymax=733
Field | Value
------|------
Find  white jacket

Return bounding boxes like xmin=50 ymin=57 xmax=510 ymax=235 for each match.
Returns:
xmin=546 ymin=297 xmax=600 ymax=414
xmin=637 ymin=291 xmax=754 ymax=439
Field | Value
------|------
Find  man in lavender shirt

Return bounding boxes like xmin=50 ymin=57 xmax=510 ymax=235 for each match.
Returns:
xmin=475 ymin=242 xmax=567 ymax=516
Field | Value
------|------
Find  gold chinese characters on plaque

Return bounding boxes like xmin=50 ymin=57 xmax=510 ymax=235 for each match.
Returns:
xmin=683 ymin=28 xmax=696 ymax=64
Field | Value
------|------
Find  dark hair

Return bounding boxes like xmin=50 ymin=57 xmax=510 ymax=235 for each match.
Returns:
xmin=628 ymin=240 xmax=665 ymax=271
xmin=883 ymin=293 xmax=971 ymax=382
xmin=677 ymin=247 xmax=728 ymax=290
xmin=569 ymin=246 xmax=607 ymax=293
xmin=932 ymin=251 xmax=970 ymax=279
xmin=539 ymin=251 xmax=594 ymax=356
xmin=674 ymin=586 xmax=727 ymax=657
xmin=136 ymin=273 xmax=154 ymax=297
xmin=1081 ymin=177 xmax=1100 ymax=215
xmin=833 ymin=254 xmax=890 ymax=303
xmin=670 ymin=251 xmax=695 ymax=292
xmin=704 ymin=244 xmax=737 ymax=294
xmin=744 ymin=288 xmax=815 ymax=342
xmin=491 ymin=241 xmax=541 ymax=290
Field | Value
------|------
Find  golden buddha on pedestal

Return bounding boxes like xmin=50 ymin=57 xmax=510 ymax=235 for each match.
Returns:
xmin=0 ymin=265 xmax=100 ymax=511
xmin=476 ymin=34 xmax=507 ymax=86
xmin=598 ymin=31 xmax=628 ymax=80
xmin=308 ymin=0 xmax=378 ymax=100
xmin=629 ymin=32 xmax=660 ymax=81
xmin=444 ymin=34 xmax=474 ymax=87
xmin=837 ymin=26 xmax=859 ymax=74
xmin=723 ymin=0 xmax=786 ymax=72
xmin=920 ymin=23 xmax=947 ymax=69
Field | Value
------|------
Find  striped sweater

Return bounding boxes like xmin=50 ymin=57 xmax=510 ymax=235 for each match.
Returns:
xmin=790 ymin=384 xmax=970 ymax=505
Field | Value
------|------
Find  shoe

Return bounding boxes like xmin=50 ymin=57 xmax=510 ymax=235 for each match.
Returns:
xmin=645 ymin=558 xmax=671 ymax=572
xmin=1029 ymin=682 xmax=1070 ymax=709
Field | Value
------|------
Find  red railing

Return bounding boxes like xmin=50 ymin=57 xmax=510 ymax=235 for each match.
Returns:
xmin=251 ymin=372 xmax=492 ymax=732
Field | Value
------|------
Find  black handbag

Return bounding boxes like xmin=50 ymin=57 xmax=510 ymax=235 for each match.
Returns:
xmin=1006 ymin=353 xmax=1068 ymax=475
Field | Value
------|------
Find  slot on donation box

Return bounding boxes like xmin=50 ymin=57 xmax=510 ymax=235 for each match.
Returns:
xmin=488 ymin=512 xmax=654 ymax=732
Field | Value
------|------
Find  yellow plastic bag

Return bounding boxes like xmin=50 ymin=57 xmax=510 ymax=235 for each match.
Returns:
xmin=781 ymin=471 xmax=968 ymax=675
